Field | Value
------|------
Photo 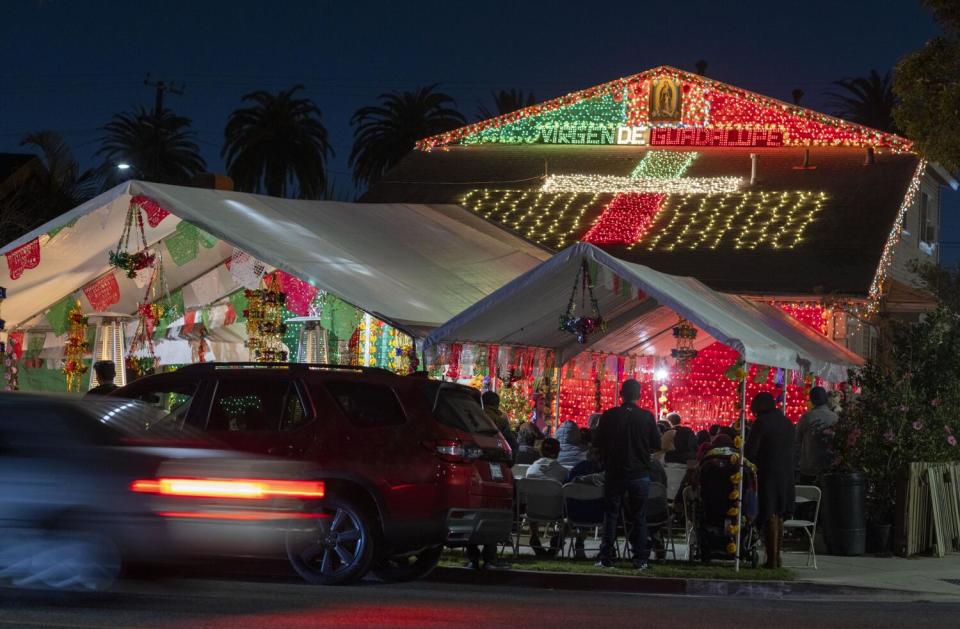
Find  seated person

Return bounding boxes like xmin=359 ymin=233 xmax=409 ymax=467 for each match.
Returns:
xmin=666 ymin=426 xmax=698 ymax=464
xmin=526 ymin=438 xmax=567 ymax=483
xmin=525 ymin=438 xmax=566 ymax=554
xmin=556 ymin=420 xmax=589 ymax=468
xmin=515 ymin=422 xmax=542 ymax=464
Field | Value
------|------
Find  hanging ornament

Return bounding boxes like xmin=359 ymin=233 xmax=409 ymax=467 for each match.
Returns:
xmin=62 ymin=302 xmax=89 ymax=392
xmin=127 ymin=251 xmax=175 ymax=374
xmin=671 ymin=319 xmax=698 ymax=374
xmin=559 ymin=260 xmax=606 ymax=344
xmin=109 ymin=198 xmax=156 ymax=278
xmin=244 ymin=274 xmax=288 ymax=363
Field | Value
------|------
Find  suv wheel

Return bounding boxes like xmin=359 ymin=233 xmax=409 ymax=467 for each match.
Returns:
xmin=372 ymin=545 xmax=443 ymax=582
xmin=285 ymin=497 xmax=374 ymax=585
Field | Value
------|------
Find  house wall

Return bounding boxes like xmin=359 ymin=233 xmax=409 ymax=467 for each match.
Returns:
xmin=888 ymin=172 xmax=942 ymax=285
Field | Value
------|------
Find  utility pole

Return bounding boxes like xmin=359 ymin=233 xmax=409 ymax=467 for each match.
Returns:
xmin=143 ymin=73 xmax=185 ymax=117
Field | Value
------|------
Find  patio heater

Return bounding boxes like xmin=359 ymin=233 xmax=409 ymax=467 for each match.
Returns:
xmin=87 ymin=313 xmax=133 ymax=390
xmin=286 ymin=316 xmax=328 ymax=364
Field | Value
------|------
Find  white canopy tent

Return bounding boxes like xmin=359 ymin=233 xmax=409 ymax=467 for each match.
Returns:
xmin=0 ymin=180 xmax=549 ymax=336
xmin=424 ymin=242 xmax=863 ymax=381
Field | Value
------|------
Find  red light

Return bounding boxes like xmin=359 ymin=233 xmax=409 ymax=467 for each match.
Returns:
xmin=158 ymin=510 xmax=329 ymax=521
xmin=131 ymin=478 xmax=325 ymax=500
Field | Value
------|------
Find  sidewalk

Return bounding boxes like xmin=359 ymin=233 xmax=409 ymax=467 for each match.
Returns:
xmin=793 ymin=552 xmax=960 ymax=599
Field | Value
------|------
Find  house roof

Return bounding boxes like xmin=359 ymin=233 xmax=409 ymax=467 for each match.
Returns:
xmin=363 ymin=65 xmax=925 ymax=299
xmin=362 ymin=143 xmax=922 ymax=297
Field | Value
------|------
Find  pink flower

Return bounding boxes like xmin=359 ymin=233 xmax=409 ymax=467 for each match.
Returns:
xmin=899 ymin=404 xmax=909 ymax=413
xmin=883 ymin=429 xmax=896 ymax=443
xmin=949 ymin=435 xmax=958 ymax=447
xmin=945 ymin=425 xmax=953 ymax=435
xmin=932 ymin=398 xmax=941 ymax=408
xmin=847 ymin=427 xmax=862 ymax=447
xmin=912 ymin=421 xmax=924 ymax=431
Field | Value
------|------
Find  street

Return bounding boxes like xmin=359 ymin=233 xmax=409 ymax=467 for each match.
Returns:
xmin=0 ymin=573 xmax=958 ymax=629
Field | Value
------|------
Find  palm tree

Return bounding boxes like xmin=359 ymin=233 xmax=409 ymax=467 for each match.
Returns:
xmin=97 ymin=107 xmax=206 ymax=186
xmin=0 ymin=131 xmax=98 ymax=242
xmin=477 ymin=89 xmax=536 ymax=120
xmin=21 ymin=130 xmax=99 ymax=212
xmin=222 ymin=85 xmax=333 ymax=198
xmin=349 ymin=84 xmax=465 ymax=188
xmin=826 ymin=70 xmax=899 ymax=133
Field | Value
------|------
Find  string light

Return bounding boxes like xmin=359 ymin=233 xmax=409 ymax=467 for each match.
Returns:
xmin=867 ymin=159 xmax=927 ymax=309
xmin=583 ymin=194 xmax=665 ymax=244
xmin=416 ymin=66 xmax=911 ymax=151
xmin=458 ymin=189 xmax=605 ymax=249
xmin=630 ymin=151 xmax=699 ymax=179
xmin=541 ymin=174 xmax=744 ymax=195
xmin=650 ymin=128 xmax=784 ymax=147
xmin=634 ymin=191 xmax=826 ymax=251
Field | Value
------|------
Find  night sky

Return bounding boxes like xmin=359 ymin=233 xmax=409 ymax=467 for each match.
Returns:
xmin=2 ymin=0 xmax=957 ymax=259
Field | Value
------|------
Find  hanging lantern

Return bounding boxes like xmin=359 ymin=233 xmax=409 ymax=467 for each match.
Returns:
xmin=671 ymin=319 xmax=698 ymax=374
xmin=286 ymin=316 xmax=328 ymax=364
xmin=244 ymin=274 xmax=288 ymax=363
xmin=87 ymin=313 xmax=132 ymax=390
xmin=63 ymin=302 xmax=89 ymax=392
xmin=559 ymin=260 xmax=606 ymax=344
xmin=108 ymin=200 xmax=155 ymax=278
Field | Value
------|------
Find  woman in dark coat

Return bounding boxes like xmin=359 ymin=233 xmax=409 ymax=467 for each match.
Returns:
xmin=745 ymin=392 xmax=795 ymax=569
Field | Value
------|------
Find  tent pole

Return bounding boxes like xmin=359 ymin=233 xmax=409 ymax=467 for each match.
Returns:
xmin=783 ymin=369 xmax=791 ymax=418
xmin=734 ymin=363 xmax=748 ymax=572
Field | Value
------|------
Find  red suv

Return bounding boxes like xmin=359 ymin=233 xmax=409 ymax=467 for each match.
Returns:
xmin=114 ymin=363 xmax=514 ymax=584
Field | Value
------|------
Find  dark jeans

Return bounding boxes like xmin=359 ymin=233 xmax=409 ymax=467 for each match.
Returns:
xmin=600 ymin=476 xmax=651 ymax=562
xmin=466 ymin=544 xmax=497 ymax=564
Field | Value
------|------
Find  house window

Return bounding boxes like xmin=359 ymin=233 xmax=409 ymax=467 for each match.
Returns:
xmin=919 ymin=191 xmax=934 ymax=244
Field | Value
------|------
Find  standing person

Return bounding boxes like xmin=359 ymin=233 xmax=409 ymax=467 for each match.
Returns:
xmin=594 ymin=379 xmax=661 ymax=570
xmin=85 ymin=360 xmax=118 ymax=397
xmin=482 ymin=391 xmax=518 ymax=459
xmin=745 ymin=392 xmax=796 ymax=569
xmin=795 ymin=386 xmax=839 ymax=484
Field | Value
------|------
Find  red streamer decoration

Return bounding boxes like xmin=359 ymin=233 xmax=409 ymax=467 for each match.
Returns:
xmin=132 ymin=195 xmax=170 ymax=228
xmin=82 ymin=273 xmax=121 ymax=312
xmin=5 ymin=238 xmax=40 ymax=280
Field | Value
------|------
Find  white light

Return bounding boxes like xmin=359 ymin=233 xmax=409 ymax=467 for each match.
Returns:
xmin=116 ymin=162 xmax=131 ymax=171
xmin=541 ymin=174 xmax=744 ymax=195
xmin=654 ymin=368 xmax=670 ymax=381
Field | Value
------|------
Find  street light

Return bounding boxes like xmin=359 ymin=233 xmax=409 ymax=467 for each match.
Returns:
xmin=116 ymin=162 xmax=131 ymax=171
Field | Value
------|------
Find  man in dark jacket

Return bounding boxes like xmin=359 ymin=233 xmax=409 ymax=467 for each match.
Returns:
xmin=594 ymin=379 xmax=661 ymax=569
xmin=745 ymin=392 xmax=796 ymax=569
xmin=85 ymin=360 xmax=118 ymax=397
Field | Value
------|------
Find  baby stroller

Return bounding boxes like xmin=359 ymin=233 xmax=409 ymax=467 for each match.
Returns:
xmin=688 ymin=446 xmax=761 ymax=567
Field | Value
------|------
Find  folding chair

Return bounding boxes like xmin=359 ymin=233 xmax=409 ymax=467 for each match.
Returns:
xmin=561 ymin=482 xmax=605 ymax=558
xmin=646 ymin=481 xmax=676 ymax=560
xmin=664 ymin=463 xmax=688 ymax=503
xmin=511 ymin=464 xmax=530 ymax=480
xmin=514 ymin=478 xmax=565 ymax=556
xmin=783 ymin=485 xmax=821 ymax=569
xmin=682 ymin=485 xmax=697 ymax=561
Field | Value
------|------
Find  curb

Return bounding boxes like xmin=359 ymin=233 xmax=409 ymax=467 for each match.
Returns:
xmin=427 ymin=566 xmax=920 ymax=600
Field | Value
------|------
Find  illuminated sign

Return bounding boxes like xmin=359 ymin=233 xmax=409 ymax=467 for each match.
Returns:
xmin=650 ymin=128 xmax=785 ymax=147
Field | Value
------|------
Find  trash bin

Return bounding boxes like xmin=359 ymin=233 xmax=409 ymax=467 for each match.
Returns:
xmin=820 ymin=472 xmax=866 ymax=556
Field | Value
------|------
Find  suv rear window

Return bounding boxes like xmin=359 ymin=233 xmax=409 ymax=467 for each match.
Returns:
xmin=324 ymin=381 xmax=406 ymax=427
xmin=425 ymin=384 xmax=499 ymax=435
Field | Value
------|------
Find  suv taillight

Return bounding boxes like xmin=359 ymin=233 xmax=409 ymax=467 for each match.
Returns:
xmin=432 ymin=438 xmax=483 ymax=463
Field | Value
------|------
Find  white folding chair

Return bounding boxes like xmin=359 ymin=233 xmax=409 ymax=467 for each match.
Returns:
xmin=561 ymin=482 xmax=605 ymax=558
xmin=514 ymin=478 xmax=565 ymax=556
xmin=511 ymin=464 xmax=530 ymax=480
xmin=784 ymin=485 xmax=821 ymax=569
xmin=664 ymin=463 xmax=688 ymax=503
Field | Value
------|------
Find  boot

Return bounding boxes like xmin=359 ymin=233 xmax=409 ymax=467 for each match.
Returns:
xmin=764 ymin=515 xmax=779 ymax=569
